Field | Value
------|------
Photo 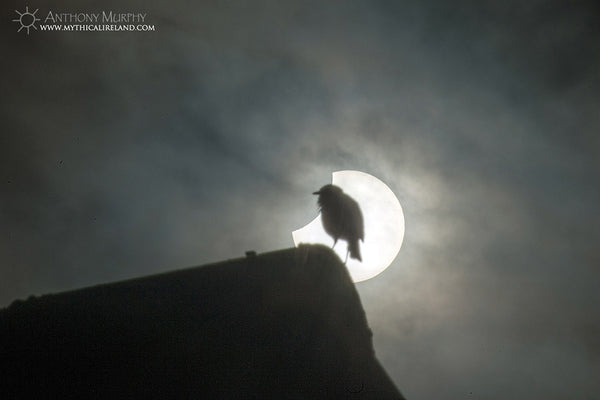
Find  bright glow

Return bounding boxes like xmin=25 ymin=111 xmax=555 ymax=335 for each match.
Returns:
xmin=293 ymin=170 xmax=405 ymax=282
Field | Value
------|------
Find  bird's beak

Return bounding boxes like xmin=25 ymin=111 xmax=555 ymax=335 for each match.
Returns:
xmin=312 ymin=191 xmax=320 ymax=195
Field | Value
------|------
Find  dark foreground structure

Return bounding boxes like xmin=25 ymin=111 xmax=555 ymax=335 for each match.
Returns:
xmin=1 ymin=245 xmax=405 ymax=399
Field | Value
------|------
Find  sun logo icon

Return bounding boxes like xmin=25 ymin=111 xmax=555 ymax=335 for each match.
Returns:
xmin=13 ymin=6 xmax=41 ymax=35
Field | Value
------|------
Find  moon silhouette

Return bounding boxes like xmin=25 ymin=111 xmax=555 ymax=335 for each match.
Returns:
xmin=293 ymin=170 xmax=405 ymax=282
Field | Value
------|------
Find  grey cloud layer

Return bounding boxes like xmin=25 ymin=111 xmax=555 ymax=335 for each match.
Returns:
xmin=3 ymin=0 xmax=599 ymax=398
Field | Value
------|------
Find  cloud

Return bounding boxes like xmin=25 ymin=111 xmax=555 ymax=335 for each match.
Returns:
xmin=3 ymin=0 xmax=600 ymax=397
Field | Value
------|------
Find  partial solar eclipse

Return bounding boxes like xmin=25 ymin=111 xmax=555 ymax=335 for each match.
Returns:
xmin=293 ymin=170 xmax=405 ymax=282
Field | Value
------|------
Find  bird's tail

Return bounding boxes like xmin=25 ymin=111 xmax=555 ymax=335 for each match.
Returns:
xmin=348 ymin=240 xmax=362 ymax=262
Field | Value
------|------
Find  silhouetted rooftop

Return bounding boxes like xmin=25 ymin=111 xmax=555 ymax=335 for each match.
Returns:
xmin=1 ymin=244 xmax=405 ymax=399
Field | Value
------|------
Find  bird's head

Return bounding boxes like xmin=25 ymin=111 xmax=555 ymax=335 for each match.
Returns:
xmin=313 ymin=184 xmax=343 ymax=205
xmin=313 ymin=184 xmax=343 ymax=196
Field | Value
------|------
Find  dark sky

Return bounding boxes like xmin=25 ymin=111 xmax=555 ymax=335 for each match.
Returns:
xmin=3 ymin=0 xmax=600 ymax=398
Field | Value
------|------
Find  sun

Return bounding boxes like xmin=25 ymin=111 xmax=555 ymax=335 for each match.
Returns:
xmin=293 ymin=171 xmax=405 ymax=282
xmin=13 ymin=6 xmax=40 ymax=35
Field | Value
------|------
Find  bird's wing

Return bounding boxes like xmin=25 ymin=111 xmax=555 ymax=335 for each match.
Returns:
xmin=344 ymin=195 xmax=364 ymax=241
xmin=356 ymin=200 xmax=364 ymax=240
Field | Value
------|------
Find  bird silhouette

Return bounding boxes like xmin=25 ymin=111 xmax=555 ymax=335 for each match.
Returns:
xmin=313 ymin=184 xmax=364 ymax=262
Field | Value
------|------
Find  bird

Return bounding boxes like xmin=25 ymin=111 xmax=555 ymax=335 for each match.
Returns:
xmin=313 ymin=184 xmax=364 ymax=263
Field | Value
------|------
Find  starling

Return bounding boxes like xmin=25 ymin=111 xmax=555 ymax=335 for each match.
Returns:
xmin=313 ymin=184 xmax=364 ymax=262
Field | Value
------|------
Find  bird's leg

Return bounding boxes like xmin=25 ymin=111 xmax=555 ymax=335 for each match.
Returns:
xmin=344 ymin=249 xmax=349 ymax=264
xmin=332 ymin=238 xmax=338 ymax=249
